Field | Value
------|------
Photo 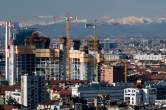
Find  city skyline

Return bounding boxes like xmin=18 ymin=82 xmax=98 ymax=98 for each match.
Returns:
xmin=1 ymin=0 xmax=166 ymax=110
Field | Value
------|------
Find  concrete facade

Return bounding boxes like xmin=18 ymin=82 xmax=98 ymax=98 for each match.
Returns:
xmin=133 ymin=54 xmax=163 ymax=61
xmin=21 ymin=74 xmax=46 ymax=110
xmin=124 ymin=87 xmax=157 ymax=106
xmin=69 ymin=50 xmax=90 ymax=80
xmin=100 ymin=65 xmax=124 ymax=85
xmin=72 ymin=82 xmax=131 ymax=102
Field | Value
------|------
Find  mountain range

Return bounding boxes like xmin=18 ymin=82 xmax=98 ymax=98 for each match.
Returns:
xmin=29 ymin=22 xmax=166 ymax=39
xmin=1 ymin=16 xmax=166 ymax=39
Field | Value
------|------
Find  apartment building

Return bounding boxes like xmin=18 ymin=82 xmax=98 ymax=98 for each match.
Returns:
xmin=21 ymin=74 xmax=46 ymax=110
xmin=124 ymin=87 xmax=157 ymax=106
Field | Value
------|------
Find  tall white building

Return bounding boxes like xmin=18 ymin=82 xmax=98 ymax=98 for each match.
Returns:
xmin=21 ymin=74 xmax=46 ymax=110
xmin=124 ymin=87 xmax=157 ymax=106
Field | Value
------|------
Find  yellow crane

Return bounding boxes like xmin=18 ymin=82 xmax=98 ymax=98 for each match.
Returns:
xmin=65 ymin=16 xmax=70 ymax=81
xmin=120 ymin=59 xmax=139 ymax=83
xmin=65 ymin=17 xmax=70 ymax=80
xmin=93 ymin=20 xmax=98 ymax=81
xmin=85 ymin=19 xmax=98 ymax=81
xmin=64 ymin=13 xmax=77 ymax=80
xmin=35 ymin=14 xmax=77 ymax=80
xmin=107 ymin=59 xmax=139 ymax=83
xmin=86 ymin=21 xmax=119 ymax=82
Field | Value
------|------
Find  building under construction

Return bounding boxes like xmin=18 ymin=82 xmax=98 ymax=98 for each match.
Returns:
xmin=57 ymin=36 xmax=96 ymax=81
xmin=7 ymin=28 xmax=96 ymax=85
xmin=7 ymin=28 xmax=62 ymax=85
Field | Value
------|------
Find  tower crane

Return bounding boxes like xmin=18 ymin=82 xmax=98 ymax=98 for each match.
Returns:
xmin=85 ymin=19 xmax=98 ymax=81
xmin=85 ymin=19 xmax=99 ymax=81
xmin=108 ymin=59 xmax=139 ymax=83
xmin=64 ymin=13 xmax=77 ymax=80
xmin=123 ymin=59 xmax=139 ymax=83
xmin=85 ymin=20 xmax=121 ymax=82
xmin=93 ymin=20 xmax=98 ymax=82
xmin=85 ymin=20 xmax=117 ymax=81
xmin=35 ymin=13 xmax=78 ymax=80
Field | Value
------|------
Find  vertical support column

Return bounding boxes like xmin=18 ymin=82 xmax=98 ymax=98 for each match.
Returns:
xmin=66 ymin=20 xmax=70 ymax=80
xmin=5 ymin=21 xmax=8 ymax=81
xmin=8 ymin=21 xmax=11 ymax=40
xmin=9 ymin=44 xmax=15 ymax=85
xmin=8 ymin=21 xmax=16 ymax=85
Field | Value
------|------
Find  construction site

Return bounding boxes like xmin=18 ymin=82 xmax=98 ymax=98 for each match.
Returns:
xmin=4 ymin=15 xmax=166 ymax=86
xmin=1 ymin=0 xmax=166 ymax=109
xmin=4 ymin=15 xmax=104 ymax=86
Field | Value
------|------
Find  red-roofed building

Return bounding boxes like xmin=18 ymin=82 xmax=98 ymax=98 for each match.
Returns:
xmin=46 ymin=80 xmax=89 ymax=89
xmin=0 ymin=104 xmax=27 ymax=110
xmin=0 ymin=83 xmax=21 ymax=105
xmin=51 ymin=89 xmax=72 ymax=99
xmin=100 ymin=65 xmax=124 ymax=85
xmin=46 ymin=85 xmax=63 ymax=100
xmin=37 ymin=100 xmax=62 ymax=110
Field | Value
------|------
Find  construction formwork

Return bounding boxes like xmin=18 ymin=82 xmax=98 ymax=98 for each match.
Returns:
xmin=35 ymin=49 xmax=61 ymax=80
xmin=8 ymin=44 xmax=16 ymax=85
xmin=88 ymin=50 xmax=103 ymax=82
xmin=69 ymin=50 xmax=90 ymax=80
xmin=9 ymin=45 xmax=62 ymax=84
xmin=15 ymin=54 xmax=36 ymax=82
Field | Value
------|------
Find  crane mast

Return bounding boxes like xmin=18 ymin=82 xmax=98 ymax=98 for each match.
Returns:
xmin=121 ymin=60 xmax=139 ymax=83
xmin=85 ymin=19 xmax=98 ymax=81
xmin=93 ymin=24 xmax=97 ymax=51
xmin=124 ymin=63 xmax=127 ymax=83
xmin=93 ymin=22 xmax=98 ymax=81
xmin=64 ymin=14 xmax=77 ymax=80
xmin=35 ymin=14 xmax=77 ymax=81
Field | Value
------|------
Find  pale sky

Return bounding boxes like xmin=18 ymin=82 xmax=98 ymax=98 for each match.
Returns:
xmin=0 ymin=0 xmax=166 ymax=21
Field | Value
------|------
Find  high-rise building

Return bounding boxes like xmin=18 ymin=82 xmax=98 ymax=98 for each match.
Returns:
xmin=21 ymin=73 xmax=46 ymax=110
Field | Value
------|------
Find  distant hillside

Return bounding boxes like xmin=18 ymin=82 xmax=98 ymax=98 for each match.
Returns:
xmin=1 ymin=22 xmax=166 ymax=40
xmin=30 ymin=22 xmax=166 ymax=39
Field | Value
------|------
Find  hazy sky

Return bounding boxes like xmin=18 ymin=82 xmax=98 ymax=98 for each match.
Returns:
xmin=0 ymin=0 xmax=166 ymax=21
